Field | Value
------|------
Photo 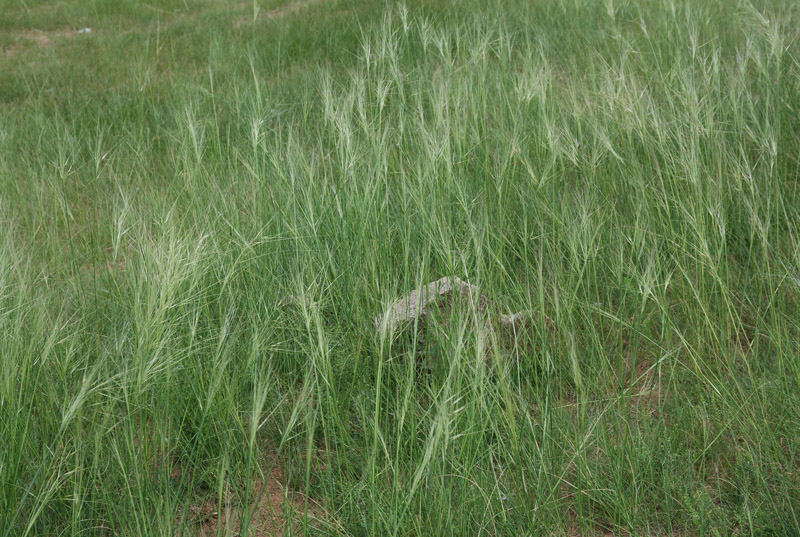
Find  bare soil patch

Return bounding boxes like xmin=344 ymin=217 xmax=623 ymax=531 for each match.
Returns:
xmin=1 ymin=26 xmax=80 ymax=57
xmin=234 ymin=0 xmax=322 ymax=27
xmin=188 ymin=455 xmax=324 ymax=536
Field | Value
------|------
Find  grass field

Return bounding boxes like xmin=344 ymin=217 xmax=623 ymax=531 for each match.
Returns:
xmin=1 ymin=0 xmax=799 ymax=535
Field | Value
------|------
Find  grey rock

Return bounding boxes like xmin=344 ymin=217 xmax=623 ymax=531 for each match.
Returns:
xmin=374 ymin=276 xmax=485 ymax=334
xmin=374 ymin=277 xmax=553 ymax=348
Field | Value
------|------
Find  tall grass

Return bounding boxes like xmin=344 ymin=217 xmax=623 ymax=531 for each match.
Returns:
xmin=1 ymin=0 xmax=799 ymax=535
